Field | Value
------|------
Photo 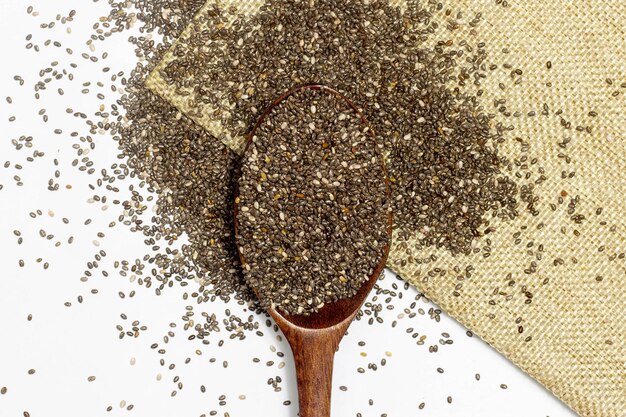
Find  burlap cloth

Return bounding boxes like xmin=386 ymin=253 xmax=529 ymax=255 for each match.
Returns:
xmin=145 ymin=1 xmax=626 ymax=416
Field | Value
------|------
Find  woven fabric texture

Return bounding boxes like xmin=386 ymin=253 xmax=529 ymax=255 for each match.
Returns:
xmin=145 ymin=1 xmax=626 ymax=416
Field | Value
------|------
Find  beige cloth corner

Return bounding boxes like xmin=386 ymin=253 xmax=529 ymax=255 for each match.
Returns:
xmin=146 ymin=1 xmax=626 ymax=416
xmin=145 ymin=0 xmax=267 ymax=155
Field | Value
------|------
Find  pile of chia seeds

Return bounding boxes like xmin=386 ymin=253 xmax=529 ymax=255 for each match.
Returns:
xmin=236 ymin=87 xmax=389 ymax=315
xmin=161 ymin=0 xmax=523 ymax=255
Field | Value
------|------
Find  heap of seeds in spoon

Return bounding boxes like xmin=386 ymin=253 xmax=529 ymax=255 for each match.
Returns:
xmin=236 ymin=88 xmax=390 ymax=315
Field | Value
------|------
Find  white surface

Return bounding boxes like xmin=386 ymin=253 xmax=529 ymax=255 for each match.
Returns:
xmin=0 ymin=1 xmax=579 ymax=416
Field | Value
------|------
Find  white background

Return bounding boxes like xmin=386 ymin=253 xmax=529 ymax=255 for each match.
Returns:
xmin=0 ymin=1 xmax=578 ymax=416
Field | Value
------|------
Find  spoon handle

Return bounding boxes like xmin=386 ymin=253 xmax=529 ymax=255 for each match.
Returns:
xmin=290 ymin=329 xmax=340 ymax=417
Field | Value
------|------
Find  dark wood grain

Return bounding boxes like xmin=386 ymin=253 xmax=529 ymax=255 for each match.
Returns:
xmin=234 ymin=84 xmax=392 ymax=417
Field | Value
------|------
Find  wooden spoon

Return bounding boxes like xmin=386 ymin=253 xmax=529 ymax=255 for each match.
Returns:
xmin=233 ymin=84 xmax=392 ymax=417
